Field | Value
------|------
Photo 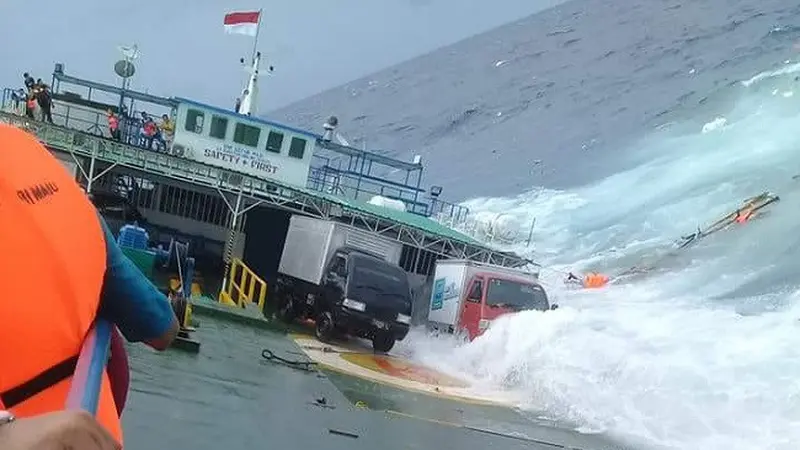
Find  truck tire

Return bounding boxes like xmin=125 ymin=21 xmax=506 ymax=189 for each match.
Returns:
xmin=372 ymin=331 xmax=395 ymax=353
xmin=315 ymin=311 xmax=336 ymax=343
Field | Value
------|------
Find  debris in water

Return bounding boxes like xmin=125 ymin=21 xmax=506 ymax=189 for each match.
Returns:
xmin=310 ymin=396 xmax=335 ymax=409
xmin=329 ymin=429 xmax=359 ymax=439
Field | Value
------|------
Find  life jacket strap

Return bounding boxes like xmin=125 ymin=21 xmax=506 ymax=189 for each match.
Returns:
xmin=0 ymin=355 xmax=78 ymax=408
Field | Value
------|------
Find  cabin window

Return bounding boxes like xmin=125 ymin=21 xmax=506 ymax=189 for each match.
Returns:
xmin=467 ymin=279 xmax=484 ymax=303
xmin=209 ymin=116 xmax=228 ymax=140
xmin=233 ymin=123 xmax=261 ymax=147
xmin=184 ymin=109 xmax=204 ymax=133
xmin=288 ymin=137 xmax=306 ymax=159
xmin=265 ymin=131 xmax=284 ymax=154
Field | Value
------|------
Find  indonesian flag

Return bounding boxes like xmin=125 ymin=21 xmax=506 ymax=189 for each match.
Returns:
xmin=223 ymin=11 xmax=260 ymax=36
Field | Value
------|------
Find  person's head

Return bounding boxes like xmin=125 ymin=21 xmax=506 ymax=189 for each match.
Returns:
xmin=162 ymin=114 xmax=169 ymax=120
xmin=23 ymin=72 xmax=29 ymax=78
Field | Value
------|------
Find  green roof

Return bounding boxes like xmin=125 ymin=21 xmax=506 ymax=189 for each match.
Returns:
xmin=304 ymin=188 xmax=482 ymax=246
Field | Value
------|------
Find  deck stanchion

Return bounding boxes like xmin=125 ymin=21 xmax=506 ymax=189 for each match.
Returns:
xmin=220 ymin=188 xmax=243 ymax=294
xmin=68 ymin=144 xmax=118 ymax=194
xmin=218 ymin=187 xmax=264 ymax=294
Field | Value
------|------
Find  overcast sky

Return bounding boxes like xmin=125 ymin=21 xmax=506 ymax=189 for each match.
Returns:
xmin=0 ymin=0 xmax=563 ymax=111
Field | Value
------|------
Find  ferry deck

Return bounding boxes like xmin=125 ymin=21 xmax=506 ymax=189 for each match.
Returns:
xmin=1 ymin=63 xmax=530 ymax=307
xmin=0 ymin=64 xmax=637 ymax=450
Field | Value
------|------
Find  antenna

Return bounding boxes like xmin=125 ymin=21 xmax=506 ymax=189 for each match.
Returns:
xmin=114 ymin=43 xmax=139 ymax=114
xmin=114 ymin=43 xmax=139 ymax=79
xmin=118 ymin=44 xmax=140 ymax=62
xmin=113 ymin=60 xmax=136 ymax=79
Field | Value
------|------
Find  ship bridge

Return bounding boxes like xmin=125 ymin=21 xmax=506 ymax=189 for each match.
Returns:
xmin=1 ymin=63 xmax=531 ymax=295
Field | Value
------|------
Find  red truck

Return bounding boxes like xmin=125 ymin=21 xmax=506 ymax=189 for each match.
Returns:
xmin=427 ymin=259 xmax=555 ymax=340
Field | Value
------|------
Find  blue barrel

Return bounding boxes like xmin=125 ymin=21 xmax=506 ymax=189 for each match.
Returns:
xmin=117 ymin=222 xmax=149 ymax=250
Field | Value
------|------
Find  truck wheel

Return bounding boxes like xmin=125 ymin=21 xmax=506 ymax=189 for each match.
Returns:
xmin=372 ymin=331 xmax=395 ymax=353
xmin=315 ymin=311 xmax=336 ymax=343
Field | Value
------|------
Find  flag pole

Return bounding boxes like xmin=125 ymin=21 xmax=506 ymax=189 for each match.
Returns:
xmin=251 ymin=9 xmax=262 ymax=63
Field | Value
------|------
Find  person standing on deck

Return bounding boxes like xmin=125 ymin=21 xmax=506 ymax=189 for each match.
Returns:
xmin=24 ymin=93 xmax=37 ymax=120
xmin=22 ymin=73 xmax=35 ymax=93
xmin=0 ymin=123 xmax=179 ymax=449
xmin=159 ymin=114 xmax=174 ymax=148
xmin=33 ymin=82 xmax=53 ymax=124
xmin=107 ymin=110 xmax=121 ymax=141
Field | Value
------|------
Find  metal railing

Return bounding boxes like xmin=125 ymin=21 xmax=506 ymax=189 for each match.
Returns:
xmin=1 ymin=88 xmax=478 ymax=241
xmin=218 ymin=258 xmax=267 ymax=312
xmin=307 ymin=157 xmax=428 ymax=215
xmin=307 ymin=154 xmax=472 ymax=222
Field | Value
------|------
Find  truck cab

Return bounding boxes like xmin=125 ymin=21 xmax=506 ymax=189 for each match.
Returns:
xmin=460 ymin=272 xmax=550 ymax=340
xmin=273 ymin=215 xmax=410 ymax=352
xmin=321 ymin=249 xmax=412 ymax=350
xmin=275 ymin=246 xmax=412 ymax=352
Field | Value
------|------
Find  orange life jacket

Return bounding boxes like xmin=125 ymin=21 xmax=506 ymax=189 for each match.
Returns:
xmin=735 ymin=209 xmax=752 ymax=224
xmin=583 ymin=272 xmax=609 ymax=289
xmin=143 ymin=120 xmax=157 ymax=137
xmin=0 ymin=124 xmax=122 ymax=444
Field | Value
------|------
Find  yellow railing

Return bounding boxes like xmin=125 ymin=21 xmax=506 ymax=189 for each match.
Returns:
xmin=218 ymin=258 xmax=267 ymax=312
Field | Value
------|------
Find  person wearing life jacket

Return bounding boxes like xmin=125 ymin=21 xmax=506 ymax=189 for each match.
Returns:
xmin=564 ymin=271 xmax=609 ymax=289
xmin=0 ymin=123 xmax=179 ymax=448
xmin=24 ymin=94 xmax=36 ymax=119
xmin=734 ymin=206 xmax=754 ymax=224
xmin=582 ymin=272 xmax=609 ymax=289
xmin=107 ymin=110 xmax=121 ymax=141
xmin=140 ymin=112 xmax=158 ymax=149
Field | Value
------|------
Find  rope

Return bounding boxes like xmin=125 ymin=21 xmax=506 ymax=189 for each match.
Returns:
xmin=261 ymin=349 xmax=317 ymax=372
xmin=174 ymin=240 xmax=184 ymax=295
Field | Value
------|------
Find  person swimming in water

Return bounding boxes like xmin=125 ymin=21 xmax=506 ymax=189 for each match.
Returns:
xmin=564 ymin=271 xmax=609 ymax=288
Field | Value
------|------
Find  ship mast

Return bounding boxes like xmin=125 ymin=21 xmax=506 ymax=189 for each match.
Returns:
xmin=236 ymin=9 xmax=273 ymax=116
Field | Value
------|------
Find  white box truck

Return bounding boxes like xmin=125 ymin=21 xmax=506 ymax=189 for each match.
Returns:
xmin=272 ymin=215 xmax=411 ymax=352
xmin=428 ymin=259 xmax=555 ymax=341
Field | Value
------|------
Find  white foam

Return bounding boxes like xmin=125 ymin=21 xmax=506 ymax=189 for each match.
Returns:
xmin=419 ymin=67 xmax=800 ymax=449
xmin=740 ymin=60 xmax=800 ymax=87
xmin=701 ymin=116 xmax=727 ymax=133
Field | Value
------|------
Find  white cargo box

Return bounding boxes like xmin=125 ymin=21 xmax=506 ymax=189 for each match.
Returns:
xmin=428 ymin=259 xmax=539 ymax=327
xmin=279 ymin=215 xmax=402 ymax=285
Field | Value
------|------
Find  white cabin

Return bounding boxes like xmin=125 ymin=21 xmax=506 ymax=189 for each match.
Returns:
xmin=170 ymin=97 xmax=317 ymax=187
